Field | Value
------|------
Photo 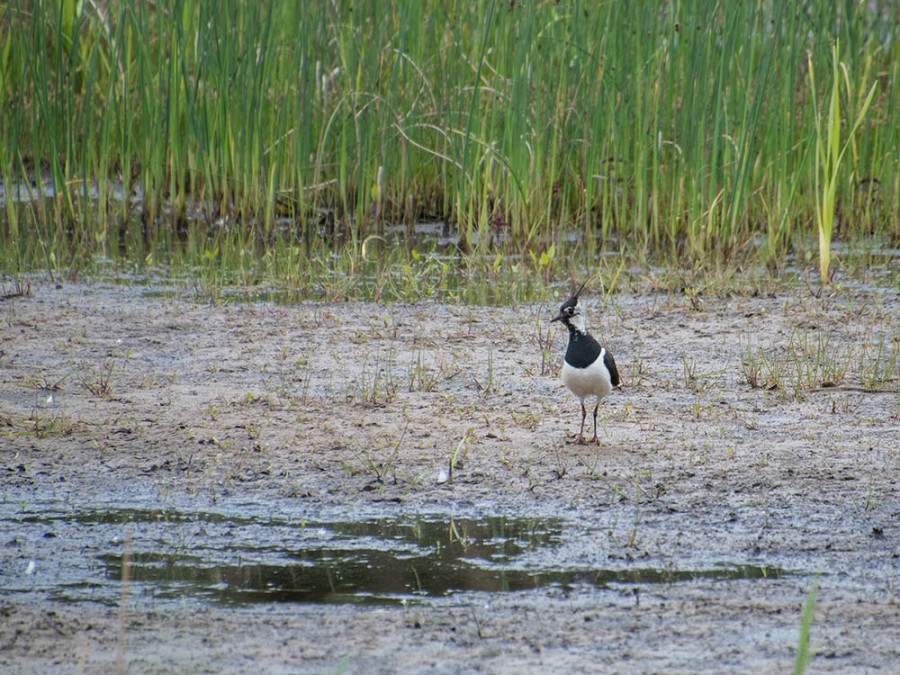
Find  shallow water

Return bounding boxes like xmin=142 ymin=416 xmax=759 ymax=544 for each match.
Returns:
xmin=2 ymin=485 xmax=796 ymax=609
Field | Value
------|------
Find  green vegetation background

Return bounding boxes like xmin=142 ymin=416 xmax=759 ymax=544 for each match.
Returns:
xmin=1 ymin=1 xmax=897 ymax=294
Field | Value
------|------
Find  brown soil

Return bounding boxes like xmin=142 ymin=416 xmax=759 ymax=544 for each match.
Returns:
xmin=1 ymin=280 xmax=898 ymax=673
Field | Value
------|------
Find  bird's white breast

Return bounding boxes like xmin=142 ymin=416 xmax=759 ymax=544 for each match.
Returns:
xmin=561 ymin=348 xmax=613 ymax=401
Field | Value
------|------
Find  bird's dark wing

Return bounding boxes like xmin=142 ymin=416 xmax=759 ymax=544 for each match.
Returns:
xmin=604 ymin=349 xmax=621 ymax=387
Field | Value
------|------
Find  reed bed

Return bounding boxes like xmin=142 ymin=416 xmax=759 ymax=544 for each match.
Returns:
xmin=1 ymin=0 xmax=898 ymax=295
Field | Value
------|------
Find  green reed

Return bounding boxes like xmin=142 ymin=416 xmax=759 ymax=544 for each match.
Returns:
xmin=1 ymin=1 xmax=898 ymax=289
xmin=809 ymin=42 xmax=877 ymax=286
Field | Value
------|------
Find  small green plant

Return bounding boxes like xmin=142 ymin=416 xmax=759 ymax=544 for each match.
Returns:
xmin=682 ymin=356 xmax=698 ymax=389
xmin=856 ymin=330 xmax=900 ymax=390
xmin=808 ymin=43 xmax=877 ymax=286
xmin=528 ymin=244 xmax=556 ymax=283
xmin=79 ymin=359 xmax=115 ymax=397
xmin=353 ymin=348 xmax=398 ymax=405
xmin=535 ymin=314 xmax=555 ymax=377
xmin=447 ymin=428 xmax=474 ymax=483
xmin=407 ymin=348 xmax=442 ymax=393
xmin=267 ymin=347 xmax=312 ymax=402
xmin=355 ymin=420 xmax=411 ymax=487
xmin=474 ymin=348 xmax=496 ymax=396
xmin=794 ymin=579 xmax=819 ymax=674
xmin=29 ymin=407 xmax=72 ymax=438
xmin=740 ymin=333 xmax=765 ymax=389
xmin=551 ymin=446 xmax=568 ymax=480
xmin=626 ymin=348 xmax=646 ymax=389
xmin=741 ymin=324 xmax=869 ymax=397
xmin=786 ymin=327 xmax=853 ymax=390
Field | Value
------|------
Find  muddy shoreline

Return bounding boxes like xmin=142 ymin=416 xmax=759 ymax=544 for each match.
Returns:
xmin=1 ymin=280 xmax=898 ymax=672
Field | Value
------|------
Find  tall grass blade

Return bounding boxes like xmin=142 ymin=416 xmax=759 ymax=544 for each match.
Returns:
xmin=810 ymin=42 xmax=878 ymax=286
xmin=793 ymin=578 xmax=819 ymax=675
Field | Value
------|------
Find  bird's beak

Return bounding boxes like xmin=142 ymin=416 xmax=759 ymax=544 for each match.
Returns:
xmin=550 ymin=313 xmax=562 ymax=323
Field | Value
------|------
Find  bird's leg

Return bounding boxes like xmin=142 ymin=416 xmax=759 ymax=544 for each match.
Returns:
xmin=568 ymin=401 xmax=587 ymax=444
xmin=590 ymin=402 xmax=600 ymax=444
xmin=578 ymin=401 xmax=588 ymax=444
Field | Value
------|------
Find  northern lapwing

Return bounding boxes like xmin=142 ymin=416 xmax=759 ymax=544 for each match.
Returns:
xmin=551 ymin=283 xmax=620 ymax=444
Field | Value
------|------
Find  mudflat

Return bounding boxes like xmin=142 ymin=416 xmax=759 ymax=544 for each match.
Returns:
xmin=1 ymin=280 xmax=898 ymax=673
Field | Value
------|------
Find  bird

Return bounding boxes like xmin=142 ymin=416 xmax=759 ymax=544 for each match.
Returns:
xmin=551 ymin=282 xmax=620 ymax=444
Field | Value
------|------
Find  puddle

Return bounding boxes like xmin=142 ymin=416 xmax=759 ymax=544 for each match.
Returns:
xmin=96 ymin=513 xmax=566 ymax=606
xmin=2 ymin=494 xmax=794 ymax=608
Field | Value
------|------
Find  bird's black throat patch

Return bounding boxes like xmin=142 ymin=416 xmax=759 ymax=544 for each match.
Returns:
xmin=564 ymin=326 xmax=603 ymax=369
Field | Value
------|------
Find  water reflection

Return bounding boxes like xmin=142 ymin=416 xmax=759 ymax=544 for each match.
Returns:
xmin=4 ymin=502 xmax=793 ymax=608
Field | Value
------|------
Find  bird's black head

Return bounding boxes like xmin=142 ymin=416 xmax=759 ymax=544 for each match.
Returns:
xmin=551 ymin=281 xmax=588 ymax=326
